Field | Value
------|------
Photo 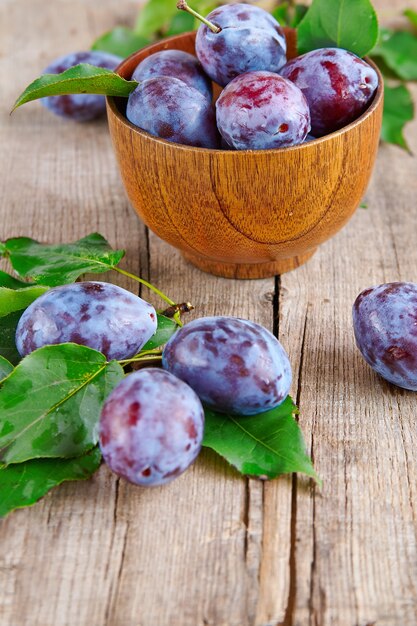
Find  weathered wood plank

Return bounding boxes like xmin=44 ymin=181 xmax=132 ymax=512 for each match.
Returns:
xmin=276 ymin=101 xmax=417 ymax=626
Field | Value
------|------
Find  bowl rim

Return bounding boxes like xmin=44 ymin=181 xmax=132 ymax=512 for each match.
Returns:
xmin=106 ymin=31 xmax=384 ymax=155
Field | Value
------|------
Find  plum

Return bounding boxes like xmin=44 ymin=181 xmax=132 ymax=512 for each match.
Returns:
xmin=126 ymin=76 xmax=220 ymax=148
xmin=15 ymin=281 xmax=157 ymax=361
xmin=131 ymin=49 xmax=212 ymax=103
xmin=353 ymin=282 xmax=417 ymax=391
xmin=99 ymin=368 xmax=204 ymax=486
xmin=280 ymin=48 xmax=378 ymax=137
xmin=178 ymin=1 xmax=286 ymax=87
xmin=162 ymin=316 xmax=292 ymax=415
xmin=41 ymin=51 xmax=122 ymax=121
xmin=216 ymin=71 xmax=310 ymax=150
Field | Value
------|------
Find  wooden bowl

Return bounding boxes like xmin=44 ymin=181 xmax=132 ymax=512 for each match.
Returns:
xmin=106 ymin=30 xmax=383 ymax=279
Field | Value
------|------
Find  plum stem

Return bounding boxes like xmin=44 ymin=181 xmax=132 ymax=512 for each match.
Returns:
xmin=177 ymin=0 xmax=221 ymax=33
xmin=160 ymin=302 xmax=194 ymax=318
xmin=113 ymin=267 xmax=183 ymax=326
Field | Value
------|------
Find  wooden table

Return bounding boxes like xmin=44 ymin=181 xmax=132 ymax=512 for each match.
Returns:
xmin=1 ymin=1 xmax=416 ymax=624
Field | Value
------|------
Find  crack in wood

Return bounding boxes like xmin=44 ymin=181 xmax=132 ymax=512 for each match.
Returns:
xmin=278 ymin=311 xmax=309 ymax=626
xmin=396 ymin=394 xmax=417 ymax=527
xmin=243 ymin=477 xmax=250 ymax=564
xmin=278 ymin=474 xmax=298 ymax=626
xmin=113 ymin=477 xmax=120 ymax=526
xmin=273 ymin=275 xmax=281 ymax=338
xmin=104 ymin=521 xmax=130 ymax=626
xmin=308 ymin=430 xmax=318 ymax=626
xmin=106 ymin=478 xmax=120 ymax=576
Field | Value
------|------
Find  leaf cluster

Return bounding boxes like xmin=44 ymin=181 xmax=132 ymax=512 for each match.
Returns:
xmin=0 ymin=233 xmax=317 ymax=517
xmin=369 ymin=12 xmax=417 ymax=151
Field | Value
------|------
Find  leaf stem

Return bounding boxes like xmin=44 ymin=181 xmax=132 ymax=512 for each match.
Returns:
xmin=118 ymin=354 xmax=163 ymax=366
xmin=118 ymin=349 xmax=163 ymax=365
xmin=113 ymin=266 xmax=174 ymax=305
xmin=113 ymin=267 xmax=184 ymax=327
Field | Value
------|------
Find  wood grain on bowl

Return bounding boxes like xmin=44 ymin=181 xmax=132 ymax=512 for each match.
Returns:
xmin=107 ymin=31 xmax=383 ymax=279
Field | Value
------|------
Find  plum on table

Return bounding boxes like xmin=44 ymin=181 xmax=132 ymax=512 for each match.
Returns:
xmin=162 ymin=316 xmax=292 ymax=415
xmin=353 ymin=282 xmax=417 ymax=391
xmin=15 ymin=281 xmax=157 ymax=361
xmin=99 ymin=368 xmax=204 ymax=486
xmin=41 ymin=51 xmax=122 ymax=121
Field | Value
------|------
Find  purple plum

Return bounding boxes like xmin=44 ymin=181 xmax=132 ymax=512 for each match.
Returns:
xmin=41 ymin=51 xmax=122 ymax=121
xmin=126 ymin=76 xmax=220 ymax=148
xmin=162 ymin=316 xmax=292 ymax=415
xmin=280 ymin=48 xmax=378 ymax=137
xmin=15 ymin=281 xmax=157 ymax=361
xmin=216 ymin=71 xmax=311 ymax=150
xmin=192 ymin=3 xmax=287 ymax=87
xmin=353 ymin=282 xmax=417 ymax=391
xmin=99 ymin=368 xmax=204 ymax=486
xmin=131 ymin=49 xmax=213 ymax=103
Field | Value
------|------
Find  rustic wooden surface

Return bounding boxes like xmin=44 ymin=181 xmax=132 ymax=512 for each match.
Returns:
xmin=0 ymin=1 xmax=416 ymax=625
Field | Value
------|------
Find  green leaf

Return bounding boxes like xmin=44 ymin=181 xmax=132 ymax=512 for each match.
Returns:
xmin=297 ymin=0 xmax=379 ymax=57
xmin=0 ymin=285 xmax=49 ymax=317
xmin=381 ymin=83 xmax=414 ymax=150
xmin=4 ymin=233 xmax=125 ymax=287
xmin=272 ymin=3 xmax=290 ymax=26
xmin=0 ymin=243 xmax=6 ymax=257
xmin=0 ymin=356 xmax=13 ymax=381
xmin=0 ymin=447 xmax=101 ymax=518
xmin=92 ymin=26 xmax=149 ymax=58
xmin=167 ymin=12 xmax=196 ymax=36
xmin=0 ymin=270 xmax=35 ymax=289
xmin=0 ymin=344 xmax=124 ymax=465
xmin=142 ymin=314 xmax=177 ymax=350
xmin=0 ymin=311 xmax=22 ymax=365
xmin=273 ymin=3 xmax=308 ymax=28
xmin=12 ymin=64 xmax=137 ymax=111
xmin=0 ymin=274 xmax=41 ymax=364
xmin=203 ymin=397 xmax=319 ymax=482
xmin=291 ymin=4 xmax=309 ymax=28
xmin=372 ymin=29 xmax=417 ymax=81
xmin=135 ymin=0 xmax=179 ymax=37
xmin=404 ymin=8 xmax=417 ymax=30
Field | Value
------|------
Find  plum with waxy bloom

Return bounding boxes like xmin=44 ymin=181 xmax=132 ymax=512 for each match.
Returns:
xmin=127 ymin=76 xmax=220 ymax=148
xmin=162 ymin=316 xmax=292 ymax=415
xmin=15 ymin=281 xmax=157 ymax=361
xmin=280 ymin=48 xmax=378 ymax=137
xmin=99 ymin=368 xmax=204 ymax=486
xmin=131 ymin=49 xmax=213 ymax=103
xmin=353 ymin=282 xmax=417 ymax=391
xmin=194 ymin=3 xmax=287 ymax=86
xmin=216 ymin=71 xmax=310 ymax=150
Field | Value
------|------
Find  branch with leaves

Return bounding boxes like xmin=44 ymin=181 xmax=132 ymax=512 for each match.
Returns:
xmin=0 ymin=234 xmax=318 ymax=517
